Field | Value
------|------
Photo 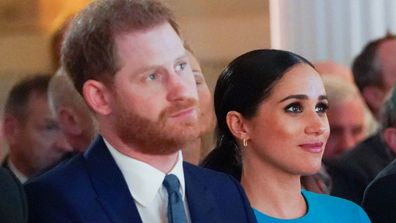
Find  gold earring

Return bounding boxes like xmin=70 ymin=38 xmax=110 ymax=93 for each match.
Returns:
xmin=243 ymin=138 xmax=248 ymax=147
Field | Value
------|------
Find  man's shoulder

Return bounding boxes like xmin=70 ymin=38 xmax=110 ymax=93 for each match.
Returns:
xmin=371 ymin=159 xmax=396 ymax=183
xmin=25 ymin=154 xmax=88 ymax=193
xmin=363 ymin=160 xmax=396 ymax=209
xmin=341 ymin=135 xmax=381 ymax=160
xmin=332 ymin=134 xmax=388 ymax=170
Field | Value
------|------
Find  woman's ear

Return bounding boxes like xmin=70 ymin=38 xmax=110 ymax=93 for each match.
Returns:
xmin=226 ymin=111 xmax=250 ymax=141
xmin=3 ymin=116 xmax=20 ymax=145
xmin=362 ymin=86 xmax=385 ymax=114
xmin=82 ymin=80 xmax=112 ymax=116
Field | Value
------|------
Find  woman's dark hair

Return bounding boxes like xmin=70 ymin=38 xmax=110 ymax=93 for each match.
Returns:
xmin=201 ymin=49 xmax=314 ymax=180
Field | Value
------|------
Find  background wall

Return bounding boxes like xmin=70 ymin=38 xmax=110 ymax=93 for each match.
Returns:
xmin=270 ymin=0 xmax=396 ymax=66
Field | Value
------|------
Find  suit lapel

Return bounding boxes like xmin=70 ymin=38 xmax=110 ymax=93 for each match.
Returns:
xmin=84 ymin=136 xmax=142 ymax=223
xmin=184 ymin=163 xmax=222 ymax=223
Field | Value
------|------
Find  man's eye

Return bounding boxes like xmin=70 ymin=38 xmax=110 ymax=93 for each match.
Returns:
xmin=176 ymin=62 xmax=187 ymax=71
xmin=42 ymin=123 xmax=59 ymax=131
xmin=148 ymin=73 xmax=158 ymax=80
xmin=284 ymin=103 xmax=303 ymax=113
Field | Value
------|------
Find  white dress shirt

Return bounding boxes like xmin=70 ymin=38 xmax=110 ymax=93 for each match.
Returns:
xmin=8 ymin=159 xmax=28 ymax=183
xmin=104 ymin=139 xmax=191 ymax=223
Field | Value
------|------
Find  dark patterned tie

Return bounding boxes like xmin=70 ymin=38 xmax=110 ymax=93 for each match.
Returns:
xmin=163 ymin=174 xmax=187 ymax=223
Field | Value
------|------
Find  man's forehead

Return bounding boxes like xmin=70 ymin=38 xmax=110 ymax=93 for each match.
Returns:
xmin=113 ymin=23 xmax=186 ymax=69
xmin=114 ymin=23 xmax=183 ymax=51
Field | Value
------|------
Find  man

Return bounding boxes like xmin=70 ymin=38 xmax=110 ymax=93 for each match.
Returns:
xmin=353 ymin=34 xmax=396 ymax=120
xmin=48 ymin=68 xmax=96 ymax=152
xmin=2 ymin=74 xmax=73 ymax=183
xmin=327 ymin=86 xmax=396 ymax=204
xmin=25 ymin=1 xmax=256 ymax=223
xmin=322 ymin=76 xmax=369 ymax=159
xmin=362 ymin=88 xmax=396 ymax=223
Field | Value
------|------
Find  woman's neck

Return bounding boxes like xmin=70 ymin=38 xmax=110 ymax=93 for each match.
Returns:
xmin=241 ymin=159 xmax=307 ymax=219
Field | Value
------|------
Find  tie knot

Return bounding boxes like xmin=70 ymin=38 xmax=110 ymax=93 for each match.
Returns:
xmin=163 ymin=174 xmax=180 ymax=194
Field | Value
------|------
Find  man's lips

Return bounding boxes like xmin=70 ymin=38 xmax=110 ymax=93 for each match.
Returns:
xmin=170 ymin=107 xmax=196 ymax=118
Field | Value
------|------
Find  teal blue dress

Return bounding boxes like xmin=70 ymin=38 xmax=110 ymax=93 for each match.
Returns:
xmin=254 ymin=190 xmax=371 ymax=223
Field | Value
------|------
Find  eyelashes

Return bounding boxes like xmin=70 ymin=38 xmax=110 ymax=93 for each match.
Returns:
xmin=284 ymin=102 xmax=329 ymax=114
xmin=315 ymin=102 xmax=329 ymax=114
xmin=284 ymin=102 xmax=303 ymax=113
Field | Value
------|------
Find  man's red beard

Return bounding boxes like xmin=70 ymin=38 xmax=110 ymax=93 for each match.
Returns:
xmin=114 ymin=98 xmax=200 ymax=155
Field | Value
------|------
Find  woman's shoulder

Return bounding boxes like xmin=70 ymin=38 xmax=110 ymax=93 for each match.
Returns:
xmin=303 ymin=190 xmax=371 ymax=222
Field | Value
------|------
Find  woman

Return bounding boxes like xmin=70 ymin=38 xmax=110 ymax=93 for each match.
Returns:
xmin=182 ymin=48 xmax=215 ymax=164
xmin=202 ymin=49 xmax=370 ymax=222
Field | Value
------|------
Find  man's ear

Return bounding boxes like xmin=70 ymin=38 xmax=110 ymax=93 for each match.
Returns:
xmin=226 ymin=111 xmax=250 ymax=142
xmin=3 ymin=116 xmax=20 ymax=145
xmin=82 ymin=80 xmax=112 ymax=116
xmin=384 ymin=127 xmax=396 ymax=154
xmin=362 ymin=86 xmax=385 ymax=114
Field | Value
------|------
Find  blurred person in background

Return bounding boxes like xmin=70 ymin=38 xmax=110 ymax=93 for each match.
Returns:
xmin=315 ymin=61 xmax=354 ymax=83
xmin=2 ymin=74 xmax=72 ymax=183
xmin=322 ymin=76 xmax=371 ymax=159
xmin=182 ymin=47 xmax=215 ymax=164
xmin=48 ymin=68 xmax=97 ymax=152
xmin=353 ymin=34 xmax=396 ymax=121
xmin=362 ymin=87 xmax=396 ymax=223
xmin=328 ymin=87 xmax=396 ymax=204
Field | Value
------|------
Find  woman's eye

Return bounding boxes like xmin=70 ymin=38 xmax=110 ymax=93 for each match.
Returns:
xmin=316 ymin=102 xmax=329 ymax=114
xmin=285 ymin=103 xmax=303 ymax=113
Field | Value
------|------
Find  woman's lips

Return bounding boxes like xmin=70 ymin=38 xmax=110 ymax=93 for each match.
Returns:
xmin=298 ymin=142 xmax=324 ymax=153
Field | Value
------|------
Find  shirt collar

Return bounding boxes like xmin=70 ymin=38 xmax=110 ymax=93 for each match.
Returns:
xmin=104 ymin=138 xmax=186 ymax=207
xmin=8 ymin=159 xmax=28 ymax=183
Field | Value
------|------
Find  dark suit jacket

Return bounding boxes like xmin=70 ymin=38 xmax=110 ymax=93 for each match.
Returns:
xmin=25 ymin=136 xmax=257 ymax=223
xmin=2 ymin=156 xmax=11 ymax=171
xmin=362 ymin=159 xmax=396 ymax=223
xmin=326 ymin=133 xmax=396 ymax=204
xmin=0 ymin=167 xmax=27 ymax=223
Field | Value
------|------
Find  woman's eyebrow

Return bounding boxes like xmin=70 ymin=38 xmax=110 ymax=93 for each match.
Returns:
xmin=279 ymin=94 xmax=307 ymax=102
xmin=279 ymin=94 xmax=328 ymax=103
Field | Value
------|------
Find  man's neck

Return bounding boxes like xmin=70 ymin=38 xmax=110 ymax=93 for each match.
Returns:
xmin=103 ymin=135 xmax=179 ymax=173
